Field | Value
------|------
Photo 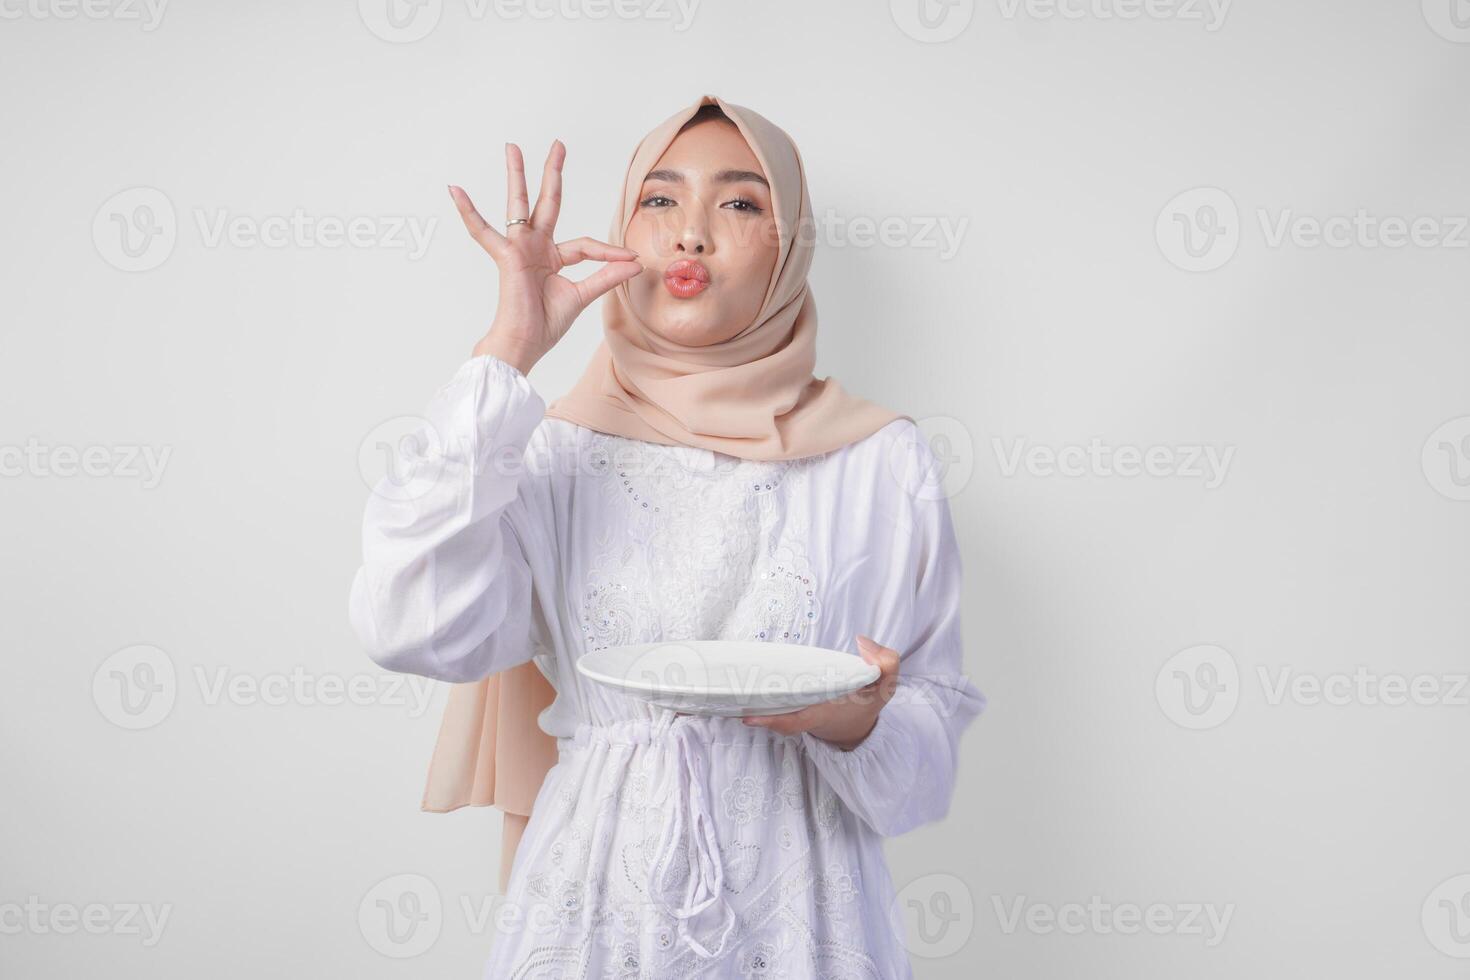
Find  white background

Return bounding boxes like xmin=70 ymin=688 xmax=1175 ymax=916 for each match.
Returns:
xmin=3 ymin=1 xmax=1469 ymax=977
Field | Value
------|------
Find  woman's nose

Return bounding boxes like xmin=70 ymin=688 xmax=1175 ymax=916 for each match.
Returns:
xmin=675 ymin=207 xmax=711 ymax=254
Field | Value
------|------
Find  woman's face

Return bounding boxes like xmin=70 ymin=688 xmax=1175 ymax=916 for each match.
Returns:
xmin=622 ymin=118 xmax=779 ymax=347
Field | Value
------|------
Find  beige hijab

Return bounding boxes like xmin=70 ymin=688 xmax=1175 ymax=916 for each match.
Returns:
xmin=422 ymin=94 xmax=906 ymax=892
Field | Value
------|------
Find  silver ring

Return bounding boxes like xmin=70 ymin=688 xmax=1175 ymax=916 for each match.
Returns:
xmin=506 ymin=218 xmax=529 ymax=227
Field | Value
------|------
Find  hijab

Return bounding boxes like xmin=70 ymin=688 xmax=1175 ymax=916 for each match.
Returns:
xmin=421 ymin=95 xmax=907 ymax=891
xmin=544 ymin=94 xmax=906 ymax=458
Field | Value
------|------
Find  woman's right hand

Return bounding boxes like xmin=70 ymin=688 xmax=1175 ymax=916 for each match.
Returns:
xmin=449 ymin=140 xmax=643 ymax=375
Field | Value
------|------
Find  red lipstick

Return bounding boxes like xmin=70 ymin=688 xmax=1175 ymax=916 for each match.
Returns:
xmin=663 ymin=258 xmax=710 ymax=298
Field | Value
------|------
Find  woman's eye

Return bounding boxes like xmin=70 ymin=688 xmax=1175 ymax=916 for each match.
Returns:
xmin=723 ymin=197 xmax=764 ymax=213
xmin=638 ymin=195 xmax=675 ymax=208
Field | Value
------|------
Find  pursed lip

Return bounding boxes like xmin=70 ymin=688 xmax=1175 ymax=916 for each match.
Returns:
xmin=663 ymin=259 xmax=711 ymax=284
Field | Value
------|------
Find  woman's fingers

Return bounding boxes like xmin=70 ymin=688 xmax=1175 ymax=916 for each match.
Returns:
xmin=505 ymin=142 xmax=531 ymax=226
xmin=448 ymin=184 xmax=506 ymax=256
xmin=568 ymin=260 xmax=643 ymax=309
xmin=556 ymin=236 xmax=639 ymax=267
xmin=530 ymin=140 xmax=565 ymax=233
xmin=852 ymin=635 xmax=901 ymax=708
xmin=856 ymin=635 xmax=901 ymax=680
xmin=743 ymin=708 xmax=814 ymax=734
xmin=745 ymin=637 xmax=901 ymax=745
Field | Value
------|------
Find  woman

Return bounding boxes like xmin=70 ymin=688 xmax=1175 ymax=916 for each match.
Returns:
xmin=349 ymin=94 xmax=985 ymax=979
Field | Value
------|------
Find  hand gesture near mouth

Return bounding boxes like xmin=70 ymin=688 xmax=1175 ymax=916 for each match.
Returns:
xmin=449 ymin=141 xmax=644 ymax=375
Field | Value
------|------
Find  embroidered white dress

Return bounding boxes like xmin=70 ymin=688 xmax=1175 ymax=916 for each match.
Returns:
xmin=349 ymin=355 xmax=986 ymax=979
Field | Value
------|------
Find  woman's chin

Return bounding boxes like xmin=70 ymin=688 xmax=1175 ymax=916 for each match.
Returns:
xmin=643 ymin=310 xmax=743 ymax=348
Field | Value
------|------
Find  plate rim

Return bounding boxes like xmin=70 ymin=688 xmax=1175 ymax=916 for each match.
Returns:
xmin=574 ymin=639 xmax=880 ymax=698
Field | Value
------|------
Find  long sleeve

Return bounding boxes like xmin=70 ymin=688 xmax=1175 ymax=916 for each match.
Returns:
xmin=799 ymin=429 xmax=987 ymax=837
xmin=348 ymin=354 xmax=546 ymax=683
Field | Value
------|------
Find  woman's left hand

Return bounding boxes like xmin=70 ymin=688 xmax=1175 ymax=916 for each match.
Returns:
xmin=741 ymin=635 xmax=900 ymax=750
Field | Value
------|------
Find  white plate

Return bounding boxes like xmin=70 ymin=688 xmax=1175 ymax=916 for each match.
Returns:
xmin=575 ymin=640 xmax=880 ymax=717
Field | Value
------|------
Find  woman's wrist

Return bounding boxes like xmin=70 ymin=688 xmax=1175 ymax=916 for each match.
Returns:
xmin=472 ymin=333 xmax=542 ymax=376
xmin=816 ymin=712 xmax=880 ymax=752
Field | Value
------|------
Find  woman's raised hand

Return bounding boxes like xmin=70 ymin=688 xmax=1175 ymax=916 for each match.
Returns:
xmin=450 ymin=141 xmax=643 ymax=375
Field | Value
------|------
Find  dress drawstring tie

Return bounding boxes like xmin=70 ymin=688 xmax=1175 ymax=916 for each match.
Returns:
xmin=647 ymin=714 xmax=737 ymax=960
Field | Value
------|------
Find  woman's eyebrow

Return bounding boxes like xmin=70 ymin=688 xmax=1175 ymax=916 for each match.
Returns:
xmin=641 ymin=168 xmax=770 ymax=188
xmin=714 ymin=169 xmax=769 ymax=188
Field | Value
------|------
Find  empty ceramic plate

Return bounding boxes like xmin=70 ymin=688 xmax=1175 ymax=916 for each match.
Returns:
xmin=575 ymin=640 xmax=880 ymax=717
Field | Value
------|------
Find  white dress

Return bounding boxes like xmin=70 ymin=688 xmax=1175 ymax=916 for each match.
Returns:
xmin=349 ymin=354 xmax=986 ymax=979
